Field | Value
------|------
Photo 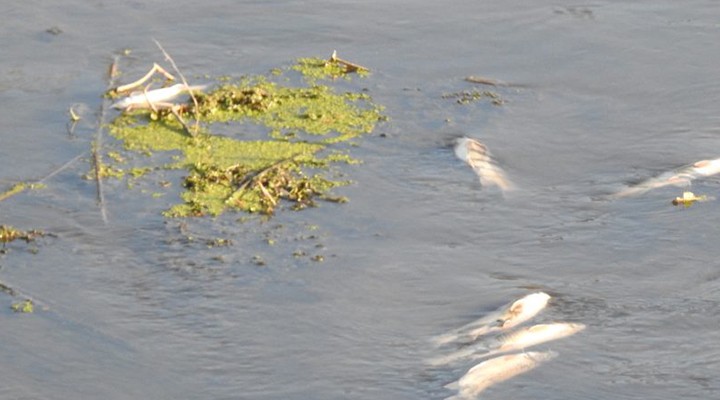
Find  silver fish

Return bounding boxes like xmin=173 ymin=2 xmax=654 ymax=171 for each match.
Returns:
xmin=112 ymin=83 xmax=207 ymax=110
xmin=432 ymin=292 xmax=551 ymax=347
xmin=444 ymin=350 xmax=557 ymax=400
xmin=614 ymin=158 xmax=720 ymax=198
xmin=428 ymin=322 xmax=584 ymax=366
xmin=454 ymin=137 xmax=514 ymax=192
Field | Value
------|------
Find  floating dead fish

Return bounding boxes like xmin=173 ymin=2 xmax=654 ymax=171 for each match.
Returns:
xmin=444 ymin=350 xmax=557 ymax=400
xmin=112 ymin=83 xmax=207 ymax=110
xmin=454 ymin=137 xmax=514 ymax=192
xmin=428 ymin=322 xmax=584 ymax=366
xmin=614 ymin=158 xmax=720 ymax=198
xmin=432 ymin=292 xmax=550 ymax=347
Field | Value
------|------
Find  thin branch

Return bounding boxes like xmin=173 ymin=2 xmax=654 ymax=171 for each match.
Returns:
xmin=91 ymin=54 xmax=121 ymax=224
xmin=329 ymin=50 xmax=369 ymax=73
xmin=115 ymin=62 xmax=175 ymax=93
xmin=153 ymin=39 xmax=201 ymax=137
xmin=0 ymin=152 xmax=86 ymax=203
xmin=39 ymin=152 xmax=86 ymax=184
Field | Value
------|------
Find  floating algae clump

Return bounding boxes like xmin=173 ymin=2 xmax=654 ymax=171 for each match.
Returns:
xmin=106 ymin=56 xmax=384 ymax=217
xmin=292 ymin=56 xmax=369 ymax=82
xmin=11 ymin=299 xmax=34 ymax=313
xmin=0 ymin=225 xmax=44 ymax=245
xmin=194 ymin=77 xmax=382 ymax=143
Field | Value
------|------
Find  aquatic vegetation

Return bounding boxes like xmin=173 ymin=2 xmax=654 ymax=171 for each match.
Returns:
xmin=292 ymin=52 xmax=370 ymax=82
xmin=0 ymin=225 xmax=44 ymax=246
xmin=193 ymin=78 xmax=383 ymax=143
xmin=443 ymin=89 xmax=503 ymax=105
xmin=11 ymin=299 xmax=34 ymax=313
xmin=0 ymin=226 xmax=45 ymax=313
xmin=105 ymin=55 xmax=384 ymax=217
xmin=0 ymin=182 xmax=46 ymax=202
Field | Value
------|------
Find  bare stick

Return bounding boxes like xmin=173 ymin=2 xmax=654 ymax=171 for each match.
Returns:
xmin=91 ymin=141 xmax=106 ymax=223
xmin=153 ymin=39 xmax=201 ymax=137
xmin=167 ymin=105 xmax=194 ymax=137
xmin=328 ymin=50 xmax=369 ymax=73
xmin=115 ymin=63 xmax=175 ymax=93
xmin=0 ymin=152 xmax=86 ymax=203
xmin=39 ymin=152 xmax=86 ymax=184
xmin=91 ymin=55 xmax=122 ymax=224
xmin=464 ymin=76 xmax=500 ymax=86
xmin=257 ymin=181 xmax=277 ymax=206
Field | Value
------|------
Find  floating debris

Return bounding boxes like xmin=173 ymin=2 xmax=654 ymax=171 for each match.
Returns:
xmin=45 ymin=26 xmax=63 ymax=36
xmin=292 ymin=51 xmax=370 ymax=82
xmin=69 ymin=106 xmax=81 ymax=122
xmin=672 ymin=191 xmax=711 ymax=206
xmin=454 ymin=137 xmax=514 ymax=192
xmin=0 ymin=225 xmax=44 ymax=245
xmin=328 ymin=50 xmax=369 ymax=74
xmin=0 ymin=183 xmax=30 ymax=202
xmin=444 ymin=351 xmax=557 ymax=400
xmin=433 ymin=292 xmax=550 ymax=346
xmin=614 ymin=158 xmax=720 ymax=198
xmin=443 ymin=89 xmax=503 ymax=105
xmin=112 ymin=62 xmax=176 ymax=94
xmin=464 ymin=75 xmax=528 ymax=88
xmin=464 ymin=76 xmax=502 ymax=86
xmin=103 ymin=53 xmax=384 ymax=218
xmin=428 ymin=322 xmax=585 ymax=366
xmin=11 ymin=299 xmax=34 ymax=313
xmin=0 ymin=281 xmax=16 ymax=296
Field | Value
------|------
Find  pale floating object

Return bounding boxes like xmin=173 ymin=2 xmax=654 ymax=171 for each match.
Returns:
xmin=444 ymin=350 xmax=557 ymax=400
xmin=432 ymin=292 xmax=551 ymax=347
xmin=454 ymin=137 xmax=514 ymax=192
xmin=614 ymin=158 xmax=720 ymax=198
xmin=428 ymin=322 xmax=584 ymax=367
xmin=111 ymin=83 xmax=207 ymax=110
xmin=671 ymin=191 xmax=711 ymax=206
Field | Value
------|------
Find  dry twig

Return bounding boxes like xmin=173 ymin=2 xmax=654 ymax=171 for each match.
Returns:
xmin=115 ymin=62 xmax=175 ymax=93
xmin=328 ymin=50 xmax=369 ymax=73
xmin=153 ymin=39 xmax=201 ymax=137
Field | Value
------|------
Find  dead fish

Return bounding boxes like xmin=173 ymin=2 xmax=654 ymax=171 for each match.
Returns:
xmin=454 ymin=137 xmax=514 ymax=192
xmin=614 ymin=158 xmax=720 ymax=198
xmin=444 ymin=350 xmax=557 ymax=400
xmin=112 ymin=83 xmax=207 ymax=110
xmin=428 ymin=322 xmax=584 ymax=366
xmin=432 ymin=292 xmax=551 ymax=347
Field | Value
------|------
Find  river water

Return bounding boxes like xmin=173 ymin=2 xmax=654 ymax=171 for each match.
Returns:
xmin=2 ymin=1 xmax=720 ymax=399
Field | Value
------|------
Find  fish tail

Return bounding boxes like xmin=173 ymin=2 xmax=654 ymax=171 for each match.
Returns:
xmin=427 ymin=344 xmax=488 ymax=366
xmin=443 ymin=381 xmax=460 ymax=390
xmin=431 ymin=333 xmax=459 ymax=347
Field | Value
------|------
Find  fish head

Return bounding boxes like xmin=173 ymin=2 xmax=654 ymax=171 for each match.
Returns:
xmin=503 ymin=292 xmax=551 ymax=326
xmin=692 ymin=158 xmax=720 ymax=177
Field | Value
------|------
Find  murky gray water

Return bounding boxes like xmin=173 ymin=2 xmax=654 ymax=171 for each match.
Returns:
xmin=2 ymin=1 xmax=720 ymax=399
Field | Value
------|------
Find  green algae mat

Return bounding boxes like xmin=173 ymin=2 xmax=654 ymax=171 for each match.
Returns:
xmin=102 ymin=53 xmax=385 ymax=217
